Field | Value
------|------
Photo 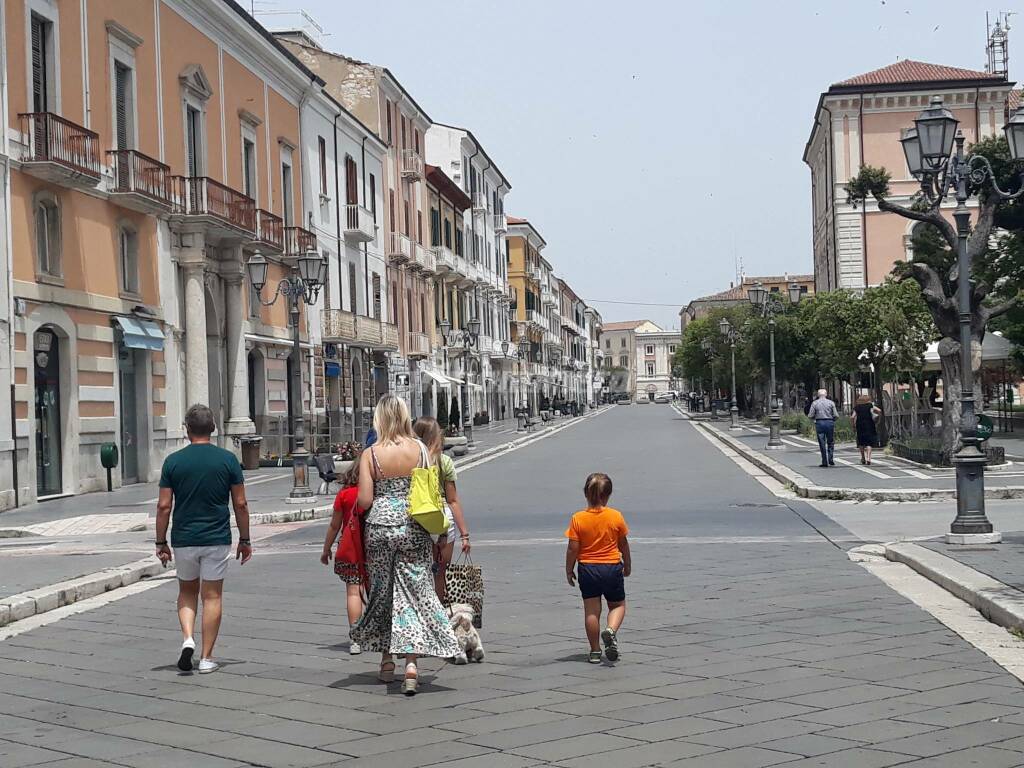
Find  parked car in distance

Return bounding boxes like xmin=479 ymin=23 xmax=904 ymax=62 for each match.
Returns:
xmin=653 ymin=393 xmax=671 ymax=404
xmin=637 ymin=393 xmax=651 ymax=404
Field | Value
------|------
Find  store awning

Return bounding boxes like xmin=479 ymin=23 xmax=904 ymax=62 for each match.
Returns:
xmin=922 ymin=332 xmax=1014 ymax=371
xmin=421 ymin=369 xmax=452 ymax=388
xmin=113 ymin=316 xmax=165 ymax=351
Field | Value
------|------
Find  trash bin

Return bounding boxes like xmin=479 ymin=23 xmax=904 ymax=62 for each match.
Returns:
xmin=240 ymin=437 xmax=263 ymax=470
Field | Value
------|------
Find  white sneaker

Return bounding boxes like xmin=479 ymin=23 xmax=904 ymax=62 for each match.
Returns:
xmin=177 ymin=638 xmax=195 ymax=672
xmin=197 ymin=658 xmax=219 ymax=674
xmin=350 ymin=641 xmax=362 ymax=655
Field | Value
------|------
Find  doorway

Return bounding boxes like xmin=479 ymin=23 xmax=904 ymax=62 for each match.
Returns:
xmin=118 ymin=345 xmax=139 ymax=484
xmin=33 ymin=328 xmax=62 ymax=497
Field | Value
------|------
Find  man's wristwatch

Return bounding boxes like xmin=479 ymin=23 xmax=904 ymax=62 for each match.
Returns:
xmin=238 ymin=538 xmax=251 ymax=545
xmin=155 ymin=540 xmax=167 ymax=547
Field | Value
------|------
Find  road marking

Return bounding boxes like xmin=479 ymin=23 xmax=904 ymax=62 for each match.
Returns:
xmin=833 ymin=457 xmax=893 ymax=479
xmin=851 ymin=545 xmax=1024 ymax=683
xmin=899 ymin=468 xmax=931 ymax=479
xmin=691 ymin=418 xmax=795 ymax=499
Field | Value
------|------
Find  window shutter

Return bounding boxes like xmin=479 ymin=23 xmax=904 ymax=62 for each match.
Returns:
xmin=348 ymin=262 xmax=358 ymax=314
xmin=372 ymin=273 xmax=381 ymax=319
xmin=186 ymin=108 xmax=198 ymax=177
xmin=31 ymin=17 xmax=46 ymax=113
xmin=115 ymin=65 xmax=130 ymax=150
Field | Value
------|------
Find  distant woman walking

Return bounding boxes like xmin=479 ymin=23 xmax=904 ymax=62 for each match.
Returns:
xmin=350 ymin=395 xmax=459 ymax=695
xmin=851 ymin=393 xmax=882 ymax=465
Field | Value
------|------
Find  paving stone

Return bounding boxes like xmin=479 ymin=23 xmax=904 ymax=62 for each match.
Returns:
xmin=185 ymin=736 xmax=342 ymax=767
xmin=687 ymin=719 xmax=825 ymax=750
xmin=662 ymin=744 xmax=801 ymax=767
xmin=459 ymin=715 xmax=631 ymax=751
xmin=815 ymin=719 xmax=942 ymax=744
xmin=758 ymin=733 xmax=863 ymax=758
xmin=114 ymin=749 xmax=251 ymax=768
xmin=0 ymin=740 xmax=71 ymax=767
xmin=609 ymin=716 xmax=735 ymax=743
xmin=871 ymin=721 xmax=1024 ymax=757
xmin=772 ymin=748 xmax=914 ymax=767
xmin=700 ymin=700 xmax=820 ymax=726
xmin=551 ymin=738 xmax=721 ymax=767
xmin=900 ymin=745 xmax=1024 ymax=767
xmin=508 ymin=732 xmax=643 ymax=762
xmin=896 ymin=701 xmax=1021 ymax=727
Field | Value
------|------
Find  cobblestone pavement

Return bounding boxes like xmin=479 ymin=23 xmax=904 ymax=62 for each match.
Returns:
xmin=2 ymin=406 xmax=1024 ymax=767
xmin=922 ymin=534 xmax=1024 ymax=593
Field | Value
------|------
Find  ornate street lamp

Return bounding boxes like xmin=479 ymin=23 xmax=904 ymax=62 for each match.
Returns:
xmin=439 ymin=316 xmax=480 ymax=445
xmin=896 ymin=97 xmax=1024 ymax=542
xmin=719 ymin=318 xmax=741 ymax=430
xmin=246 ymin=249 xmax=328 ymax=503
xmin=700 ymin=337 xmax=717 ymax=418
xmin=748 ymin=281 xmax=801 ymax=449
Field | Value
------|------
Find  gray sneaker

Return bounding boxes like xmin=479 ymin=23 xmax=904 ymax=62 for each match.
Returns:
xmin=601 ymin=628 xmax=619 ymax=661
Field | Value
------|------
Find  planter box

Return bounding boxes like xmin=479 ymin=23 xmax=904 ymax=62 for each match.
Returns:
xmin=333 ymin=459 xmax=354 ymax=476
xmin=444 ymin=436 xmax=468 ymax=448
xmin=891 ymin=441 xmax=1006 ymax=467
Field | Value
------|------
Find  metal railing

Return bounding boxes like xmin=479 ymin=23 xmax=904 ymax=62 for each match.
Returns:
xmin=171 ymin=176 xmax=255 ymax=232
xmin=343 ymin=204 xmax=375 ymax=240
xmin=433 ymin=245 xmax=457 ymax=272
xmin=413 ymin=242 xmax=436 ymax=273
xmin=321 ymin=310 xmax=399 ymax=351
xmin=493 ymin=212 xmax=507 ymax=232
xmin=471 ymin=189 xmax=488 ymax=211
xmin=283 ymin=226 xmax=316 ymax=256
xmin=20 ymin=112 xmax=101 ymax=178
xmin=107 ymin=149 xmax=172 ymax=204
xmin=401 ymin=149 xmax=424 ymax=179
xmin=254 ymin=209 xmax=284 ymax=251
xmin=407 ymin=331 xmax=430 ymax=357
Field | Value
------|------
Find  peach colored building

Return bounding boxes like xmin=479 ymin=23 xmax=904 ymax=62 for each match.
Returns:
xmin=0 ymin=0 xmax=319 ymax=507
xmin=804 ymin=60 xmax=1015 ymax=292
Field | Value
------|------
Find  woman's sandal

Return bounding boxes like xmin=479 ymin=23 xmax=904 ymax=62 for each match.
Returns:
xmin=402 ymin=663 xmax=418 ymax=696
xmin=378 ymin=660 xmax=395 ymax=683
xmin=587 ymin=650 xmax=602 ymax=664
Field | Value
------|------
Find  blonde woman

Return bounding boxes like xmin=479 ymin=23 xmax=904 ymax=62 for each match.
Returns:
xmin=350 ymin=395 xmax=459 ymax=695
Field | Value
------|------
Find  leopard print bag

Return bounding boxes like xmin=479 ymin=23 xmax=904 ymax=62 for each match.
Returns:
xmin=444 ymin=555 xmax=483 ymax=629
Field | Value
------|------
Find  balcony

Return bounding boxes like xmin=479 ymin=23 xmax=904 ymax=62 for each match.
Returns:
xmin=529 ymin=266 xmax=543 ymax=283
xmin=252 ymin=209 xmax=284 ymax=254
xmin=541 ymin=285 xmax=557 ymax=307
xmin=388 ymin=233 xmax=412 ymax=265
xmin=401 ymin=149 xmax=424 ymax=180
xmin=19 ymin=112 xmax=101 ymax=189
xmin=507 ymin=286 xmax=517 ymax=309
xmin=407 ymin=332 xmax=430 ymax=359
xmin=169 ymin=176 xmax=255 ymax=240
xmin=526 ymin=309 xmax=544 ymax=328
xmin=493 ymin=212 xmax=507 ymax=233
xmin=433 ymin=245 xmax=457 ymax=274
xmin=106 ymin=149 xmax=173 ymax=214
xmin=322 ymin=310 xmax=399 ymax=351
xmin=283 ymin=226 xmax=316 ymax=256
xmin=471 ymin=189 xmax=488 ymax=212
xmin=410 ymin=242 xmax=436 ymax=274
xmin=344 ymin=204 xmax=376 ymax=242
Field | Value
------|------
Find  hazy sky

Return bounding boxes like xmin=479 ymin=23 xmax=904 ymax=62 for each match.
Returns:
xmin=261 ymin=0 xmax=1007 ymax=329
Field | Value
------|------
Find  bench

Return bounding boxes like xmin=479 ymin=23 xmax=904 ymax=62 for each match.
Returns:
xmin=525 ymin=417 xmax=541 ymax=433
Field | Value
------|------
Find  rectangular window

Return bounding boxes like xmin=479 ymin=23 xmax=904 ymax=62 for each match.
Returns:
xmin=605 ymin=339 xmax=610 ymax=349
xmin=242 ymin=137 xmax=256 ymax=199
xmin=620 ymin=338 xmax=626 ymax=348
xmin=281 ymin=155 xmax=293 ymax=226
xmin=389 ymin=191 xmax=395 ymax=232
xmin=31 ymin=14 xmax=52 ymax=113
xmin=35 ymin=199 xmax=60 ymax=278
xmin=646 ymin=345 xmax=655 ymax=355
xmin=186 ymin=106 xmax=202 ymax=176
xmin=349 ymin=262 xmax=358 ymax=314
xmin=444 ymin=217 xmax=451 ymax=248
xmin=406 ymin=289 xmax=414 ymax=333
xmin=414 ymin=129 xmax=420 ymax=155
xmin=620 ymin=355 xmax=628 ymax=368
xmin=430 ymin=208 xmax=440 ymax=247
xmin=400 ymin=116 xmax=407 ymax=148
xmin=369 ymin=174 xmax=377 ymax=219
xmin=391 ymin=282 xmax=398 ymax=326
xmin=403 ymin=201 xmax=410 ymax=236
xmin=417 ymin=210 xmax=423 ymax=244
xmin=669 ymin=345 xmax=676 ymax=354
xmin=318 ymin=136 xmax=328 ymax=196
xmin=119 ymin=227 xmax=139 ymax=294
xmin=345 ymin=155 xmax=358 ymax=205
xmin=646 ymin=363 xmax=655 ymax=376
xmin=385 ymin=100 xmax=393 ymax=145
xmin=455 ymin=229 xmax=463 ymax=256
xmin=114 ymin=63 xmax=133 ymax=150
xmin=372 ymin=273 xmax=382 ymax=320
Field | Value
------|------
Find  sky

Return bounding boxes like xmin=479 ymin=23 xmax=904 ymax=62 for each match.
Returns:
xmin=256 ymin=0 xmax=1009 ymax=329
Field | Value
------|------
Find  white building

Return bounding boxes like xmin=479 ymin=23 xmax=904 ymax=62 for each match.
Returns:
xmin=294 ymin=87 xmax=390 ymax=446
xmin=634 ymin=324 xmax=680 ymax=398
xmin=584 ymin=307 xmax=604 ymax=405
xmin=426 ymin=124 xmax=513 ymax=422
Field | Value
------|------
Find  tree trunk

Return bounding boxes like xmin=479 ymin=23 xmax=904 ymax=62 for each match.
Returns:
xmin=873 ymin=380 xmax=888 ymax=446
xmin=937 ymin=336 xmax=983 ymax=457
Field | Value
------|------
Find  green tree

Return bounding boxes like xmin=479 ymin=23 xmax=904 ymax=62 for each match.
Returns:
xmin=801 ymin=280 xmax=932 ymax=443
xmin=847 ymin=135 xmax=1024 ymax=452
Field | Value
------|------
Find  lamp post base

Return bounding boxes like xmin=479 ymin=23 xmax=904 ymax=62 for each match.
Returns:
xmin=766 ymin=412 xmax=784 ymax=450
xmin=948 ymin=441 xmax=994 ymax=540
xmin=946 ymin=531 xmax=1002 ymax=545
xmin=286 ymin=447 xmax=317 ymax=504
xmin=729 ymin=406 xmax=741 ymax=430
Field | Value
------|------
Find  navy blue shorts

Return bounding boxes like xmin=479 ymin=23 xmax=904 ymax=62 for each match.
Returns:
xmin=578 ymin=563 xmax=625 ymax=602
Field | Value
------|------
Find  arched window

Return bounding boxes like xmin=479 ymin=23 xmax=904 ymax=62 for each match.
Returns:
xmin=35 ymin=195 xmax=61 ymax=279
xmin=118 ymin=223 xmax=139 ymax=295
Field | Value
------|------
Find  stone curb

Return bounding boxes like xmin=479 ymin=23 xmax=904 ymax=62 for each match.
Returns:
xmin=249 ymin=505 xmax=333 ymax=526
xmin=0 ymin=557 xmax=168 ymax=628
xmin=695 ymin=421 xmax=1024 ymax=502
xmin=885 ymin=541 xmax=1024 ymax=632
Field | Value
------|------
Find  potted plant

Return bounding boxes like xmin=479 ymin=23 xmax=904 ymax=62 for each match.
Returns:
xmin=333 ymin=441 xmax=361 ymax=476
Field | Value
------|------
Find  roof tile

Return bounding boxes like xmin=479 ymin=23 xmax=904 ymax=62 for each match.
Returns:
xmin=834 ymin=59 xmax=1002 ymax=88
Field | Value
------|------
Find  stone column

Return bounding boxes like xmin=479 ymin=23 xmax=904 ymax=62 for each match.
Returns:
xmin=181 ymin=254 xmax=209 ymax=408
xmin=223 ymin=256 xmax=254 ymax=438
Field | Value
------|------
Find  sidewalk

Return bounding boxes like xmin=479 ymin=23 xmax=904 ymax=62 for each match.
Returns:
xmin=695 ymin=415 xmax=1024 ymax=501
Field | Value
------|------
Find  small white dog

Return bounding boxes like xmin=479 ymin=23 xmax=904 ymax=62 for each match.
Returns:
xmin=449 ymin=603 xmax=485 ymax=664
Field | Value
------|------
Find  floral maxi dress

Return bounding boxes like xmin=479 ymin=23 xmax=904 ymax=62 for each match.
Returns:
xmin=350 ymin=454 xmax=460 ymax=658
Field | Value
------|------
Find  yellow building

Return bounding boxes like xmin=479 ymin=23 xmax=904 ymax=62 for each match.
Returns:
xmin=0 ymin=1 xmax=317 ymax=506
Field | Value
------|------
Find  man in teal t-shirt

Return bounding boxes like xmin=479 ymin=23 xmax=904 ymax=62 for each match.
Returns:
xmin=155 ymin=404 xmax=252 ymax=675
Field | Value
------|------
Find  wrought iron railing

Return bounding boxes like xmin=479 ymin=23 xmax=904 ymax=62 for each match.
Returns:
xmin=170 ymin=176 xmax=255 ymax=232
xmin=254 ymin=209 xmax=284 ymax=251
xmin=107 ymin=149 xmax=172 ymax=204
xmin=20 ymin=112 xmax=101 ymax=177
xmin=283 ymin=226 xmax=316 ymax=256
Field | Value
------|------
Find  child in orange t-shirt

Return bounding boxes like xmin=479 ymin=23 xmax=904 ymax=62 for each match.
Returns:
xmin=565 ymin=473 xmax=631 ymax=663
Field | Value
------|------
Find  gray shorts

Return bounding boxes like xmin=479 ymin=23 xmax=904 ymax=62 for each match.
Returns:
xmin=175 ymin=545 xmax=231 ymax=581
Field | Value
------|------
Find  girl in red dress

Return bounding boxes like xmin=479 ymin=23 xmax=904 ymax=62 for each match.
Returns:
xmin=320 ymin=462 xmax=366 ymax=654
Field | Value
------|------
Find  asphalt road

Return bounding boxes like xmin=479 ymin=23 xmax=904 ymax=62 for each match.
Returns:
xmin=3 ymin=406 xmax=1024 ymax=767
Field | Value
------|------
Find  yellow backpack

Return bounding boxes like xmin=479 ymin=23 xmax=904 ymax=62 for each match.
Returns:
xmin=408 ymin=440 xmax=449 ymax=535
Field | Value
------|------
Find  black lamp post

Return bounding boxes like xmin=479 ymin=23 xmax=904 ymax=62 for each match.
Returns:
xmin=748 ymin=281 xmax=802 ymax=449
xmin=247 ymin=249 xmax=328 ymax=503
xmin=700 ymin=337 xmax=717 ymax=418
xmin=897 ymin=96 xmax=1024 ymax=542
xmin=439 ymin=315 xmax=481 ymax=446
xmin=719 ymin=318 xmax=741 ymax=430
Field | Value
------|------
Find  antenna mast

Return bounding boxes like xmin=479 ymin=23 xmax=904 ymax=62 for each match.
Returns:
xmin=986 ymin=11 xmax=1013 ymax=79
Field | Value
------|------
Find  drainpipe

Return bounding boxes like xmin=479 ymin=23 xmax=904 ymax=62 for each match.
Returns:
xmin=822 ymin=102 xmax=836 ymax=292
xmin=1 ymin=0 xmax=16 ymax=506
xmin=857 ymin=92 xmax=868 ymax=288
xmin=361 ymin=136 xmax=369 ymax=318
